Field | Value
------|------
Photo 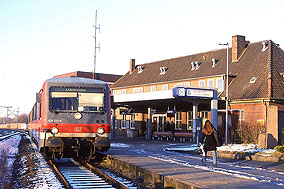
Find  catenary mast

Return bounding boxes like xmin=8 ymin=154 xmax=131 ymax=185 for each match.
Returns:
xmin=93 ymin=10 xmax=100 ymax=78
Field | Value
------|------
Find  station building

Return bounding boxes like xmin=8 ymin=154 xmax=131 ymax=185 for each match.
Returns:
xmin=111 ymin=35 xmax=284 ymax=148
xmin=53 ymin=71 xmax=122 ymax=87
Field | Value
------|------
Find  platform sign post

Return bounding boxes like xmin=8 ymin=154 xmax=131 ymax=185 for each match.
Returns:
xmin=173 ymin=87 xmax=218 ymax=143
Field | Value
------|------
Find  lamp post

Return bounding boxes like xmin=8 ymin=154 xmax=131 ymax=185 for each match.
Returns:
xmin=219 ymin=43 xmax=229 ymax=144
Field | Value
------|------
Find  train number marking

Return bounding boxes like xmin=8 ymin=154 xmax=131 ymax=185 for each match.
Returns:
xmin=74 ymin=127 xmax=82 ymax=132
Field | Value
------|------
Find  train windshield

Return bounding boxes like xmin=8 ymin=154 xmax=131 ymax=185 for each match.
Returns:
xmin=49 ymin=87 xmax=105 ymax=113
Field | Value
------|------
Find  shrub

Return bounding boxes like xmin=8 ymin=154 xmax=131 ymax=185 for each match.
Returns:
xmin=274 ymin=145 xmax=284 ymax=153
xmin=237 ymin=121 xmax=265 ymax=144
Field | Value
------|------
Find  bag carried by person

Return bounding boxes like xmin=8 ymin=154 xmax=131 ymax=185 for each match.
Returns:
xmin=213 ymin=129 xmax=223 ymax=147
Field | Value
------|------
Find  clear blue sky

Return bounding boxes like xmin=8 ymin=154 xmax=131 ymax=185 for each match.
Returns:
xmin=0 ymin=0 xmax=284 ymax=116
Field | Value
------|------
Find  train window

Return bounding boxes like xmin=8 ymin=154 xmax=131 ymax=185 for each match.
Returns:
xmin=50 ymin=92 xmax=78 ymax=112
xmin=78 ymin=93 xmax=104 ymax=112
xmin=49 ymin=87 xmax=105 ymax=113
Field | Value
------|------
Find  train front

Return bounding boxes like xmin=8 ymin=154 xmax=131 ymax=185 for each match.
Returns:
xmin=41 ymin=77 xmax=111 ymax=160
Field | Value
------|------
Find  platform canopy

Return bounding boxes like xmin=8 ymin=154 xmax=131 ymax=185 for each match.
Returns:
xmin=113 ymin=87 xmax=217 ymax=113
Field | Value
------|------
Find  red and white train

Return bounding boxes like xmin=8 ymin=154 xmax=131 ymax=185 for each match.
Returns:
xmin=28 ymin=76 xmax=111 ymax=160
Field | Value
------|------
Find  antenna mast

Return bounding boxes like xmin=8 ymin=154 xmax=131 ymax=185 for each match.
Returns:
xmin=93 ymin=10 xmax=100 ymax=77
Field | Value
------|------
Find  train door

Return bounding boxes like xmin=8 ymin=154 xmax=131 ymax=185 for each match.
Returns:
xmin=152 ymin=114 xmax=167 ymax=132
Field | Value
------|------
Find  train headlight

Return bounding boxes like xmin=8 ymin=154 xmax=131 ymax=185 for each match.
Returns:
xmin=97 ymin=128 xmax=105 ymax=134
xmin=51 ymin=127 xmax=59 ymax=134
xmin=74 ymin=112 xmax=82 ymax=120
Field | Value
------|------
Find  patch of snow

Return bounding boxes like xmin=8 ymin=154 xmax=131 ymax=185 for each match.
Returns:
xmin=15 ymin=134 xmax=63 ymax=188
xmin=165 ymin=145 xmax=199 ymax=152
xmin=0 ymin=134 xmax=21 ymax=186
xmin=111 ymin=143 xmax=131 ymax=148
xmin=217 ymin=144 xmax=259 ymax=153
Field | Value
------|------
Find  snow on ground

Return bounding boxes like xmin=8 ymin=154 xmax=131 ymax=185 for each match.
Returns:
xmin=111 ymin=143 xmax=131 ymax=148
xmin=165 ymin=143 xmax=276 ymax=155
xmin=125 ymin=143 xmax=284 ymax=187
xmin=13 ymin=134 xmax=63 ymax=188
xmin=0 ymin=134 xmax=21 ymax=187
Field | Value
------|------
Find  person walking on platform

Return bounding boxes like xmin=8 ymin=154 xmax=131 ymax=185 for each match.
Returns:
xmin=199 ymin=120 xmax=217 ymax=166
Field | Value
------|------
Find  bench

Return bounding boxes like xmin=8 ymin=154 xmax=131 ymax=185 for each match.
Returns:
xmin=173 ymin=132 xmax=193 ymax=142
xmin=152 ymin=131 xmax=173 ymax=141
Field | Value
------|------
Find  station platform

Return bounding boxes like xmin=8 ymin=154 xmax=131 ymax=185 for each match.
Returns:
xmin=103 ymin=137 xmax=284 ymax=188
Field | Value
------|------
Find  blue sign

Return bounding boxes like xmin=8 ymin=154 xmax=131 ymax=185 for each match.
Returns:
xmin=173 ymin=87 xmax=214 ymax=99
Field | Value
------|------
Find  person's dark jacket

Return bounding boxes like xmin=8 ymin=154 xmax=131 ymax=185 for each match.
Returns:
xmin=200 ymin=133 xmax=217 ymax=151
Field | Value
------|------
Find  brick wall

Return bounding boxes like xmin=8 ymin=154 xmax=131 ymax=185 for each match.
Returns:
xmin=230 ymin=103 xmax=266 ymax=126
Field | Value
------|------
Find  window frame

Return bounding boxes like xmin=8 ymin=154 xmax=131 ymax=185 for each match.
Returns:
xmin=199 ymin=80 xmax=205 ymax=88
xmin=175 ymin=112 xmax=182 ymax=130
xmin=207 ymin=79 xmax=214 ymax=88
xmin=216 ymin=78 xmax=224 ymax=91
xmin=187 ymin=111 xmax=193 ymax=130
xmin=162 ymin=84 xmax=168 ymax=91
xmin=151 ymin=86 xmax=156 ymax=92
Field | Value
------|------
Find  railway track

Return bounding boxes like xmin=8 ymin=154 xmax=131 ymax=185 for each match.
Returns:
xmin=0 ymin=129 xmax=21 ymax=141
xmin=49 ymin=158 xmax=137 ymax=189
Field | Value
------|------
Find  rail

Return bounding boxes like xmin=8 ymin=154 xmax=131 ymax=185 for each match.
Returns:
xmin=0 ymin=130 xmax=21 ymax=141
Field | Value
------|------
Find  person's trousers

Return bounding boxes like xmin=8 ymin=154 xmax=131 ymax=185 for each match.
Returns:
xmin=202 ymin=150 xmax=217 ymax=164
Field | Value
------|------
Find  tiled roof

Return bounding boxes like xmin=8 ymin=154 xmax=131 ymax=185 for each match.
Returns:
xmin=112 ymin=40 xmax=284 ymax=101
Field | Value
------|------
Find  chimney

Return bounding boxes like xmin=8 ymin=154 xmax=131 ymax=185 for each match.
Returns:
xmin=232 ymin=35 xmax=250 ymax=62
xmin=130 ymin=59 xmax=135 ymax=74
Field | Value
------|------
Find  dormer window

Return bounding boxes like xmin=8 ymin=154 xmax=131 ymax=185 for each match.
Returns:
xmin=160 ymin=67 xmax=168 ymax=75
xmin=262 ymin=41 xmax=268 ymax=52
xmin=191 ymin=61 xmax=202 ymax=70
xmin=249 ymin=77 xmax=257 ymax=83
xmin=191 ymin=62 xmax=195 ymax=70
xmin=137 ymin=66 xmax=144 ymax=74
xmin=212 ymin=58 xmax=218 ymax=67
xmin=195 ymin=61 xmax=201 ymax=70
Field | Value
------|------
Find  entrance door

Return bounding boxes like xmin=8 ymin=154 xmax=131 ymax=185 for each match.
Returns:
xmin=152 ymin=114 xmax=167 ymax=132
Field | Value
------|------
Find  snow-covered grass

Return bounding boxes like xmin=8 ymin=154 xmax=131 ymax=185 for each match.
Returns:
xmin=0 ymin=134 xmax=21 ymax=187
xmin=164 ymin=143 xmax=276 ymax=157
xmin=217 ymin=144 xmax=277 ymax=156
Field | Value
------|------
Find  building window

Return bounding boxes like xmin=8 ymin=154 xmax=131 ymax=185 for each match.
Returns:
xmin=175 ymin=112 xmax=182 ymax=130
xmin=112 ymin=90 xmax=117 ymax=95
xmin=121 ymin=114 xmax=126 ymax=129
xmin=130 ymin=114 xmax=135 ymax=129
xmin=199 ymin=80 xmax=205 ymax=88
xmin=200 ymin=111 xmax=208 ymax=126
xmin=176 ymin=83 xmax=183 ymax=87
xmin=239 ymin=110 xmax=244 ymax=121
xmin=187 ymin=111 xmax=193 ymax=130
xmin=117 ymin=90 xmax=122 ymax=95
xmin=151 ymin=86 xmax=156 ymax=92
xmin=133 ymin=88 xmax=138 ymax=94
xmin=138 ymin=87 xmax=143 ymax=93
xmin=122 ymin=89 xmax=126 ymax=94
xmin=207 ymin=79 xmax=214 ymax=88
xmin=216 ymin=78 xmax=224 ymax=91
xmin=160 ymin=67 xmax=168 ymax=75
xmin=137 ymin=66 xmax=144 ymax=74
xmin=162 ymin=84 xmax=168 ymax=91
xmin=133 ymin=87 xmax=143 ymax=93
xmin=184 ymin=82 xmax=190 ymax=87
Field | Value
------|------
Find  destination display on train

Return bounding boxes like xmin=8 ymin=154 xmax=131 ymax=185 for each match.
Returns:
xmin=173 ymin=87 xmax=214 ymax=98
xmin=49 ymin=87 xmax=104 ymax=93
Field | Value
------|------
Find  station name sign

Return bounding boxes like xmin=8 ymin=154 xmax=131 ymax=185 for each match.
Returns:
xmin=173 ymin=87 xmax=214 ymax=98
